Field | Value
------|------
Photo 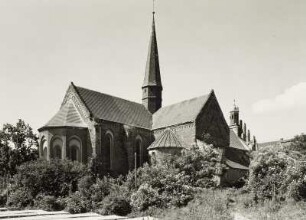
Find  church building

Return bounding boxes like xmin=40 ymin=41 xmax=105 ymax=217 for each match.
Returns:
xmin=38 ymin=13 xmax=255 ymax=183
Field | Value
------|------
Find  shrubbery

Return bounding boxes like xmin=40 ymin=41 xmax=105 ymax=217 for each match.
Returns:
xmin=6 ymin=159 xmax=88 ymax=209
xmin=248 ymin=134 xmax=306 ymax=202
xmin=2 ymin=144 xmax=223 ymax=215
xmin=66 ymin=191 xmax=90 ymax=214
xmin=97 ymin=196 xmax=131 ymax=216
xmin=33 ymin=194 xmax=64 ymax=211
xmin=12 ymin=159 xmax=88 ymax=198
xmin=6 ymin=187 xmax=33 ymax=209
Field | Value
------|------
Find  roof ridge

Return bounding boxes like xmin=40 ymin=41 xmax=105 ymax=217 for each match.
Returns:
xmin=156 ymin=94 xmax=210 ymax=111
xmin=75 ymin=85 xmax=151 ymax=111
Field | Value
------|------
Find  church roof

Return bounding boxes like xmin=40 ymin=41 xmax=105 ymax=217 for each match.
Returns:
xmin=40 ymin=101 xmax=87 ymax=129
xmin=75 ymin=85 xmax=152 ymax=129
xmin=148 ymin=128 xmax=185 ymax=150
xmin=229 ymin=130 xmax=251 ymax=151
xmin=152 ymin=92 xmax=211 ymax=130
xmin=142 ymin=15 xmax=162 ymax=88
xmin=225 ymin=159 xmax=249 ymax=170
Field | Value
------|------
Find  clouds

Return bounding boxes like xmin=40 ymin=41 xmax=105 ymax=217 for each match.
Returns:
xmin=252 ymin=82 xmax=306 ymax=114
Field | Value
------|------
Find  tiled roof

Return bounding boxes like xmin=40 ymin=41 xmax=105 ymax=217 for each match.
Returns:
xmin=75 ymin=86 xmax=152 ymax=129
xmin=225 ymin=159 xmax=249 ymax=170
xmin=41 ymin=101 xmax=87 ymax=129
xmin=229 ymin=130 xmax=250 ymax=151
xmin=148 ymin=128 xmax=185 ymax=150
xmin=152 ymin=94 xmax=211 ymax=130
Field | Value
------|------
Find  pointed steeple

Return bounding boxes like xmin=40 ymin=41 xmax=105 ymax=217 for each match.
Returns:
xmin=143 ymin=13 xmax=162 ymax=88
xmin=142 ymin=12 xmax=163 ymax=113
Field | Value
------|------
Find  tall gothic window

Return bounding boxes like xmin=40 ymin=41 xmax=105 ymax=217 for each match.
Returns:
xmin=70 ymin=146 xmax=78 ymax=161
xmin=105 ymin=132 xmax=113 ymax=170
xmin=40 ymin=138 xmax=48 ymax=159
xmin=54 ymin=145 xmax=62 ymax=159
xmin=135 ymin=138 xmax=143 ymax=168
xmin=68 ymin=137 xmax=81 ymax=162
xmin=51 ymin=138 xmax=63 ymax=160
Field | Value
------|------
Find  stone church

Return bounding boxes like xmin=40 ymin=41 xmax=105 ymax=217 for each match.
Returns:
xmin=38 ymin=14 xmax=256 ymax=184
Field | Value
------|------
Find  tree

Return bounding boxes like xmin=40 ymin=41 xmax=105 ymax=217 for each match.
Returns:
xmin=0 ymin=119 xmax=38 ymax=176
xmin=248 ymin=134 xmax=306 ymax=201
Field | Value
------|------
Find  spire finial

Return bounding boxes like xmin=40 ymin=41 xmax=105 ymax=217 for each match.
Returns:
xmin=153 ymin=0 xmax=156 ymax=15
xmin=233 ymin=99 xmax=239 ymax=111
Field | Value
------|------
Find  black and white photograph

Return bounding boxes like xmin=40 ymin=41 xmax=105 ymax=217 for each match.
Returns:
xmin=0 ymin=0 xmax=305 ymax=219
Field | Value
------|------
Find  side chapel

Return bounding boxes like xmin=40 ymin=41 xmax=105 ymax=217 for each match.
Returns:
xmin=38 ymin=13 xmax=256 ymax=184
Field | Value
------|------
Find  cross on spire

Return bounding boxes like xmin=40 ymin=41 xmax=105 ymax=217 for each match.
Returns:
xmin=153 ymin=0 xmax=155 ymax=14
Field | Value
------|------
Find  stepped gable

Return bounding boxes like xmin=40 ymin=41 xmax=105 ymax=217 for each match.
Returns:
xmin=148 ymin=128 xmax=185 ymax=150
xmin=40 ymin=101 xmax=87 ymax=130
xmin=75 ymin=85 xmax=152 ymax=129
xmin=152 ymin=92 xmax=212 ymax=130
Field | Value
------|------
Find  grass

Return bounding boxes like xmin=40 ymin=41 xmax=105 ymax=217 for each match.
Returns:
xmin=154 ymin=189 xmax=233 ymax=220
xmin=147 ymin=188 xmax=306 ymax=220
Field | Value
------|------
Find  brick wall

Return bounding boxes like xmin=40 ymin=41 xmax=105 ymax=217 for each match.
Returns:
xmin=38 ymin=127 xmax=89 ymax=163
xmin=195 ymin=93 xmax=229 ymax=148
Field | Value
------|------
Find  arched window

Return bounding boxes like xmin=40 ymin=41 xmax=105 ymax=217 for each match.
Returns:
xmin=105 ymin=131 xmax=114 ymax=170
xmin=51 ymin=137 xmax=62 ymax=160
xmin=54 ymin=145 xmax=62 ymax=159
xmin=70 ymin=145 xmax=78 ymax=161
xmin=40 ymin=138 xmax=48 ymax=159
xmin=43 ymin=147 xmax=47 ymax=159
xmin=68 ymin=137 xmax=81 ymax=162
xmin=135 ymin=136 xmax=143 ymax=168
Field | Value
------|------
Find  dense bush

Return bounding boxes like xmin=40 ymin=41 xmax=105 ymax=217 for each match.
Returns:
xmin=172 ymin=146 xmax=222 ymax=188
xmin=248 ymin=134 xmax=306 ymax=202
xmin=78 ymin=175 xmax=95 ymax=199
xmin=66 ymin=192 xmax=90 ymax=214
xmin=97 ymin=196 xmax=131 ymax=216
xmin=0 ymin=189 xmax=7 ymax=206
xmin=33 ymin=194 xmax=64 ymax=211
xmin=131 ymin=183 xmax=163 ymax=211
xmin=2 ymin=141 xmax=223 ymax=215
xmin=90 ymin=177 xmax=113 ymax=204
xmin=6 ymin=187 xmax=33 ymax=209
xmin=12 ymin=159 xmax=88 ymax=198
xmin=126 ymin=146 xmax=221 ymax=211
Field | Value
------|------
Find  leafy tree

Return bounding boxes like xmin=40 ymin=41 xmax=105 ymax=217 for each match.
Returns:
xmin=248 ymin=134 xmax=306 ymax=201
xmin=0 ymin=119 xmax=38 ymax=176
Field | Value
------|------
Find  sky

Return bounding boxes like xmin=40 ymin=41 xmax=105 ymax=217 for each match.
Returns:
xmin=0 ymin=0 xmax=305 ymax=142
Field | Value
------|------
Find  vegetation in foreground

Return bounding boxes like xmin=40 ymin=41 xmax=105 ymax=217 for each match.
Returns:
xmin=1 ymin=120 xmax=306 ymax=219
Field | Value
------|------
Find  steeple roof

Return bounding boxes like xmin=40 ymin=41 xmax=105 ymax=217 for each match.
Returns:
xmin=143 ymin=14 xmax=162 ymax=88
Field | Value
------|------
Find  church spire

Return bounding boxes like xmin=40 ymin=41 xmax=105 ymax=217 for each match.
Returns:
xmin=142 ymin=9 xmax=163 ymax=113
xmin=143 ymin=13 xmax=162 ymax=88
